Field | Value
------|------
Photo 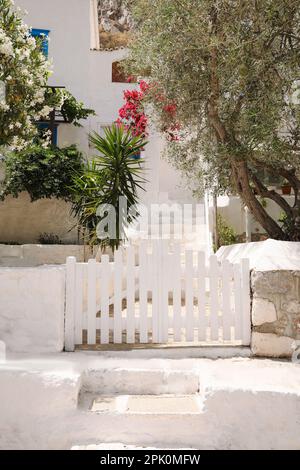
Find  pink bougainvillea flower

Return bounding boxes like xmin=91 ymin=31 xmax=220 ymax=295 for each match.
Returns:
xmin=116 ymin=79 xmax=182 ymax=142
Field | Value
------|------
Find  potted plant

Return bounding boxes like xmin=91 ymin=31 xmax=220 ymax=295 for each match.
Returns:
xmin=281 ymin=183 xmax=292 ymax=195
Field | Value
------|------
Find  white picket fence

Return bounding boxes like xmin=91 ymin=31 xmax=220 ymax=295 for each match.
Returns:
xmin=65 ymin=241 xmax=251 ymax=350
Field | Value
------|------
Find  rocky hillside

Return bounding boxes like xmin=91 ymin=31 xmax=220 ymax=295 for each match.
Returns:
xmin=98 ymin=0 xmax=133 ymax=50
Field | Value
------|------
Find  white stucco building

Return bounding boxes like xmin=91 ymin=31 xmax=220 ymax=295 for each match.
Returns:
xmin=0 ymin=0 xmax=210 ymax=249
xmin=16 ymin=0 xmax=193 ymax=204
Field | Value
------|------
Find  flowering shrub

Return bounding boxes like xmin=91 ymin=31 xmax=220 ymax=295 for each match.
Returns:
xmin=116 ymin=80 xmax=149 ymax=137
xmin=0 ymin=0 xmax=51 ymax=150
xmin=152 ymin=85 xmax=180 ymax=141
xmin=116 ymin=78 xmax=180 ymax=141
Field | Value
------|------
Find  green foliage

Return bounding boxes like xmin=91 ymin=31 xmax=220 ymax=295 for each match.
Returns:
xmin=70 ymin=124 xmax=147 ymax=251
xmin=127 ymin=0 xmax=300 ymax=240
xmin=38 ymin=233 xmax=62 ymax=245
xmin=0 ymin=0 xmax=93 ymax=151
xmin=279 ymin=210 xmax=300 ymax=240
xmin=216 ymin=214 xmax=238 ymax=250
xmin=61 ymin=90 xmax=95 ymax=127
xmin=0 ymin=0 xmax=50 ymax=149
xmin=42 ymin=88 xmax=95 ymax=127
xmin=0 ymin=144 xmax=84 ymax=202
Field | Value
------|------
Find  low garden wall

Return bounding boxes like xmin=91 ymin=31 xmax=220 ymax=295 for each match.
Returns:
xmin=0 ymin=192 xmax=78 ymax=244
xmin=0 ymin=266 xmax=65 ymax=353
xmin=0 ymin=244 xmax=93 ymax=267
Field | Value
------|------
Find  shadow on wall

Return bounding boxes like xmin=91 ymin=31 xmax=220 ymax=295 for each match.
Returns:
xmin=0 ymin=192 xmax=78 ymax=244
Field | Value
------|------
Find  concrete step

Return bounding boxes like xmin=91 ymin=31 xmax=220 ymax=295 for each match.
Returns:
xmin=88 ymin=394 xmax=202 ymax=414
xmin=2 ymin=356 xmax=300 ymax=449
xmin=72 ymin=443 xmax=196 ymax=450
xmin=74 ymin=392 xmax=207 ymax=448
xmin=80 ymin=368 xmax=200 ymax=395
xmin=74 ymin=384 xmax=300 ymax=450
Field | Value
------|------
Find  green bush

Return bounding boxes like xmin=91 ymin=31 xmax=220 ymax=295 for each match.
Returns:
xmin=279 ymin=211 xmax=300 ymax=241
xmin=0 ymin=145 xmax=84 ymax=202
xmin=216 ymin=214 xmax=238 ymax=250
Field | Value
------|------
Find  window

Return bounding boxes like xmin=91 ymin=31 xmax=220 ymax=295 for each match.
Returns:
xmin=31 ymin=29 xmax=50 ymax=57
xmin=38 ymin=122 xmax=58 ymax=146
xmin=112 ymin=61 xmax=135 ymax=83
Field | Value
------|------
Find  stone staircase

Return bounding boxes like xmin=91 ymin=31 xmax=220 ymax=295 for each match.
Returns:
xmin=126 ymin=196 xmax=209 ymax=254
xmin=74 ymin=366 xmax=203 ymax=449
xmin=1 ymin=355 xmax=300 ymax=450
xmin=70 ymin=359 xmax=300 ymax=450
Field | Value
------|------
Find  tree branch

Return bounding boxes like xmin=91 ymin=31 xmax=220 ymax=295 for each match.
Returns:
xmin=250 ymin=172 xmax=294 ymax=217
xmin=251 ymin=157 xmax=300 ymax=207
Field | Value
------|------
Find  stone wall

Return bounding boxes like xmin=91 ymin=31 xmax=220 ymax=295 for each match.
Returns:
xmin=0 ymin=192 xmax=78 ymax=244
xmin=251 ymin=270 xmax=300 ymax=358
xmin=0 ymin=244 xmax=95 ymax=267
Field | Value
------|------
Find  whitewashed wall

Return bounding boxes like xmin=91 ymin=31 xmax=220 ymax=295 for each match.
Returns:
xmin=16 ymin=0 xmax=190 ymax=203
xmin=0 ymin=266 xmax=65 ymax=352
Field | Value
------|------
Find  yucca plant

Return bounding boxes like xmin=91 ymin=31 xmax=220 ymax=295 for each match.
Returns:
xmin=70 ymin=124 xmax=147 ymax=251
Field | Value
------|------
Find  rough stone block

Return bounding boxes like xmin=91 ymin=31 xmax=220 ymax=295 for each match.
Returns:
xmin=251 ymin=332 xmax=295 ymax=358
xmin=252 ymin=298 xmax=277 ymax=326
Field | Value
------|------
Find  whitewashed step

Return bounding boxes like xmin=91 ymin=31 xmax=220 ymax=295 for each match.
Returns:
xmin=88 ymin=394 xmax=203 ymax=415
xmin=72 ymin=443 xmax=196 ymax=450
xmin=81 ymin=368 xmax=200 ymax=395
xmin=73 ymin=381 xmax=300 ymax=450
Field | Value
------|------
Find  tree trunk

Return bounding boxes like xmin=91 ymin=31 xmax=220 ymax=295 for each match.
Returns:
xmin=231 ymin=159 xmax=285 ymax=240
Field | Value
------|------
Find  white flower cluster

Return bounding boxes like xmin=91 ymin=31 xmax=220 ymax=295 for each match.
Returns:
xmin=0 ymin=0 xmax=52 ymax=149
xmin=0 ymin=29 xmax=14 ymax=57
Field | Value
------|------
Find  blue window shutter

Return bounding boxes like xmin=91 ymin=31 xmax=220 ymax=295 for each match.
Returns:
xmin=31 ymin=29 xmax=50 ymax=57
xmin=131 ymin=152 xmax=141 ymax=160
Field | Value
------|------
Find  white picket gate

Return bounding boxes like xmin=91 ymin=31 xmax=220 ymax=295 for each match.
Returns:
xmin=65 ymin=241 xmax=251 ymax=350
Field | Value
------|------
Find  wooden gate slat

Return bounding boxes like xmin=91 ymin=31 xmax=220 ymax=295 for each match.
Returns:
xmin=233 ymin=263 xmax=242 ymax=341
xmin=197 ymin=251 xmax=207 ymax=342
xmin=113 ymin=250 xmax=123 ymax=344
xmin=139 ymin=241 xmax=148 ymax=343
xmin=87 ymin=259 xmax=97 ymax=345
xmin=241 ymin=258 xmax=251 ymax=345
xmin=172 ymin=242 xmax=182 ymax=342
xmin=185 ymin=250 xmax=194 ymax=342
xmin=151 ymin=241 xmax=160 ymax=343
xmin=222 ymin=259 xmax=232 ymax=341
xmin=126 ymin=245 xmax=135 ymax=344
xmin=74 ymin=264 xmax=83 ymax=345
xmin=209 ymin=254 xmax=219 ymax=341
xmin=65 ymin=256 xmax=76 ymax=351
xmin=160 ymin=241 xmax=169 ymax=343
xmin=100 ymin=255 xmax=110 ymax=344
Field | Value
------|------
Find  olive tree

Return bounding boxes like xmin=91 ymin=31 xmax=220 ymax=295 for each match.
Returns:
xmin=127 ymin=0 xmax=300 ymax=240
